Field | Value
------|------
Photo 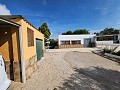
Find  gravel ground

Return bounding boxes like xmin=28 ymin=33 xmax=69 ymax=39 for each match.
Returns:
xmin=62 ymin=51 xmax=120 ymax=90
xmin=8 ymin=48 xmax=120 ymax=90
xmin=9 ymin=51 xmax=74 ymax=90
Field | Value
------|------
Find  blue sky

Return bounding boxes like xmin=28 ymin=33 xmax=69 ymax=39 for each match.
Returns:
xmin=0 ymin=0 xmax=120 ymax=38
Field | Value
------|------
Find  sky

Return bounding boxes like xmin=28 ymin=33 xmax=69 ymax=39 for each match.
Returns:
xmin=0 ymin=0 xmax=120 ymax=39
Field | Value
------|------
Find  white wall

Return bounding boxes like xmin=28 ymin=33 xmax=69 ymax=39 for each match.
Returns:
xmin=58 ymin=35 xmax=96 ymax=45
xmin=96 ymin=41 xmax=120 ymax=50
xmin=96 ymin=41 xmax=113 ymax=45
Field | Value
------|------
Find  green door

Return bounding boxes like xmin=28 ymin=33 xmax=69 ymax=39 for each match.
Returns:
xmin=36 ymin=39 xmax=43 ymax=61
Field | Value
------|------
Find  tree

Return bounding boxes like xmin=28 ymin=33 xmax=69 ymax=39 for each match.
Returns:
xmin=39 ymin=23 xmax=51 ymax=39
xmin=94 ymin=28 xmax=120 ymax=41
xmin=49 ymin=39 xmax=58 ymax=49
xmin=62 ymin=31 xmax=73 ymax=35
xmin=95 ymin=28 xmax=119 ymax=35
xmin=73 ymin=29 xmax=90 ymax=34
xmin=62 ymin=29 xmax=90 ymax=35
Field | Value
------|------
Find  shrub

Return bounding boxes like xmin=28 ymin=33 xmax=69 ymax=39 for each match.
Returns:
xmin=103 ymin=49 xmax=112 ymax=53
xmin=116 ymin=51 xmax=120 ymax=56
xmin=111 ymin=51 xmax=117 ymax=55
xmin=111 ymin=51 xmax=120 ymax=56
xmin=103 ymin=49 xmax=120 ymax=56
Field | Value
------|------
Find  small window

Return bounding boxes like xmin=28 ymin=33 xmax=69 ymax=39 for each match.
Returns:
xmin=61 ymin=41 xmax=70 ymax=45
xmin=27 ymin=28 xmax=34 ymax=47
xmin=71 ymin=40 xmax=81 ymax=45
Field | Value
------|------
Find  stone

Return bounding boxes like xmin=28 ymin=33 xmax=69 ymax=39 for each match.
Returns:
xmin=25 ymin=55 xmax=38 ymax=80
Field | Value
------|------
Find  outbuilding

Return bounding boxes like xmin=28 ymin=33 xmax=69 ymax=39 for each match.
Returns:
xmin=0 ymin=15 xmax=44 ymax=83
xmin=58 ymin=34 xmax=96 ymax=49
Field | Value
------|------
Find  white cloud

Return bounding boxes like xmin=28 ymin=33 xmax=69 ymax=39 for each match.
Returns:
xmin=0 ymin=3 xmax=11 ymax=15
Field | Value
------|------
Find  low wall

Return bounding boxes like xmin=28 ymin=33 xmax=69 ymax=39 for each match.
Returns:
xmin=96 ymin=41 xmax=113 ymax=45
xmin=59 ymin=44 xmax=83 ymax=49
xmin=96 ymin=41 xmax=120 ymax=50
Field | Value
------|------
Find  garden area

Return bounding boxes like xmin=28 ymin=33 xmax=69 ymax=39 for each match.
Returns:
xmin=103 ymin=48 xmax=120 ymax=56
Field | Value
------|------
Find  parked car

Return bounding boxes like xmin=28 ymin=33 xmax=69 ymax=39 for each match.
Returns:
xmin=0 ymin=53 xmax=11 ymax=90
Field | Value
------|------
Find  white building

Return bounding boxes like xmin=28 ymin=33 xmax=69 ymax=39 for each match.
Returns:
xmin=58 ymin=34 xmax=96 ymax=48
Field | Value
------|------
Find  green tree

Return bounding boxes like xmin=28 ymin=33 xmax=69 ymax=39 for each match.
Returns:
xmin=73 ymin=29 xmax=90 ymax=34
xmin=49 ymin=39 xmax=58 ymax=49
xmin=94 ymin=28 xmax=120 ymax=41
xmin=62 ymin=31 xmax=73 ymax=35
xmin=39 ymin=23 xmax=51 ymax=39
xmin=95 ymin=28 xmax=119 ymax=35
xmin=62 ymin=29 xmax=90 ymax=35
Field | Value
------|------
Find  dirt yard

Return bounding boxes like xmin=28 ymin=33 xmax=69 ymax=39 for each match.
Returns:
xmin=9 ymin=48 xmax=120 ymax=90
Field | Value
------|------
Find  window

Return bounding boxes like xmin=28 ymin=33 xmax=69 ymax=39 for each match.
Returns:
xmin=27 ymin=28 xmax=34 ymax=47
xmin=61 ymin=41 xmax=70 ymax=45
xmin=71 ymin=40 xmax=81 ymax=45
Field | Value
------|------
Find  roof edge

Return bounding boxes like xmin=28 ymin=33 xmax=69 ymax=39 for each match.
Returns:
xmin=0 ymin=15 xmax=39 ymax=31
xmin=0 ymin=17 xmax=21 ymax=27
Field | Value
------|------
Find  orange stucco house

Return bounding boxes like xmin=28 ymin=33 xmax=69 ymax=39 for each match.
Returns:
xmin=0 ymin=15 xmax=44 ymax=83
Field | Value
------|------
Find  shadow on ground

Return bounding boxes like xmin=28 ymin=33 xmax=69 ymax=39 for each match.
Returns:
xmin=58 ymin=67 xmax=120 ymax=90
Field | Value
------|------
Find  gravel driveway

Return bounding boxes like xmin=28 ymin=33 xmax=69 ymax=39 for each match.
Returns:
xmin=9 ymin=48 xmax=120 ymax=90
xmin=62 ymin=51 xmax=120 ymax=90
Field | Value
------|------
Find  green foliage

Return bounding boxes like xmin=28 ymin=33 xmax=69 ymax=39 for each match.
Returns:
xmin=103 ymin=49 xmax=112 ymax=53
xmin=117 ymin=51 xmax=120 ymax=56
xmin=95 ymin=28 xmax=120 ymax=41
xmin=62 ymin=31 xmax=73 ymax=35
xmin=95 ymin=28 xmax=119 ymax=35
xmin=39 ymin=23 xmax=51 ymax=39
xmin=111 ymin=51 xmax=120 ymax=56
xmin=103 ymin=49 xmax=120 ymax=56
xmin=62 ymin=29 xmax=90 ymax=35
xmin=49 ymin=39 xmax=58 ymax=49
xmin=73 ymin=29 xmax=90 ymax=34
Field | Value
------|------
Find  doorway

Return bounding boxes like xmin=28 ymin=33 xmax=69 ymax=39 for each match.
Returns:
xmin=84 ymin=38 xmax=91 ymax=47
xmin=36 ymin=39 xmax=43 ymax=61
xmin=0 ymin=27 xmax=14 ymax=80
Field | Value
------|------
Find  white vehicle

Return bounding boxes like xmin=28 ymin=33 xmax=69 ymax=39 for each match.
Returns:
xmin=0 ymin=53 xmax=11 ymax=90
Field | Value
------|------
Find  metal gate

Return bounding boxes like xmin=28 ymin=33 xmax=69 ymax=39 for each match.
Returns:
xmin=36 ymin=39 xmax=43 ymax=61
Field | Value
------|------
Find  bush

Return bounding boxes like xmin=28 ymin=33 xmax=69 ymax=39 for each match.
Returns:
xmin=103 ymin=49 xmax=112 ymax=53
xmin=117 ymin=51 xmax=120 ymax=56
xmin=111 ymin=51 xmax=117 ymax=55
xmin=90 ymin=42 xmax=96 ymax=47
xmin=49 ymin=39 xmax=58 ymax=49
xmin=103 ymin=48 xmax=120 ymax=56
xmin=111 ymin=51 xmax=120 ymax=56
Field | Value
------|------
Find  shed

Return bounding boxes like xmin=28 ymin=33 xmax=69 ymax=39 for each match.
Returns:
xmin=0 ymin=15 xmax=44 ymax=83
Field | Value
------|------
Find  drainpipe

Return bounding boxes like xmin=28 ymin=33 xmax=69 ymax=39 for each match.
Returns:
xmin=19 ymin=26 xmax=26 ymax=83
